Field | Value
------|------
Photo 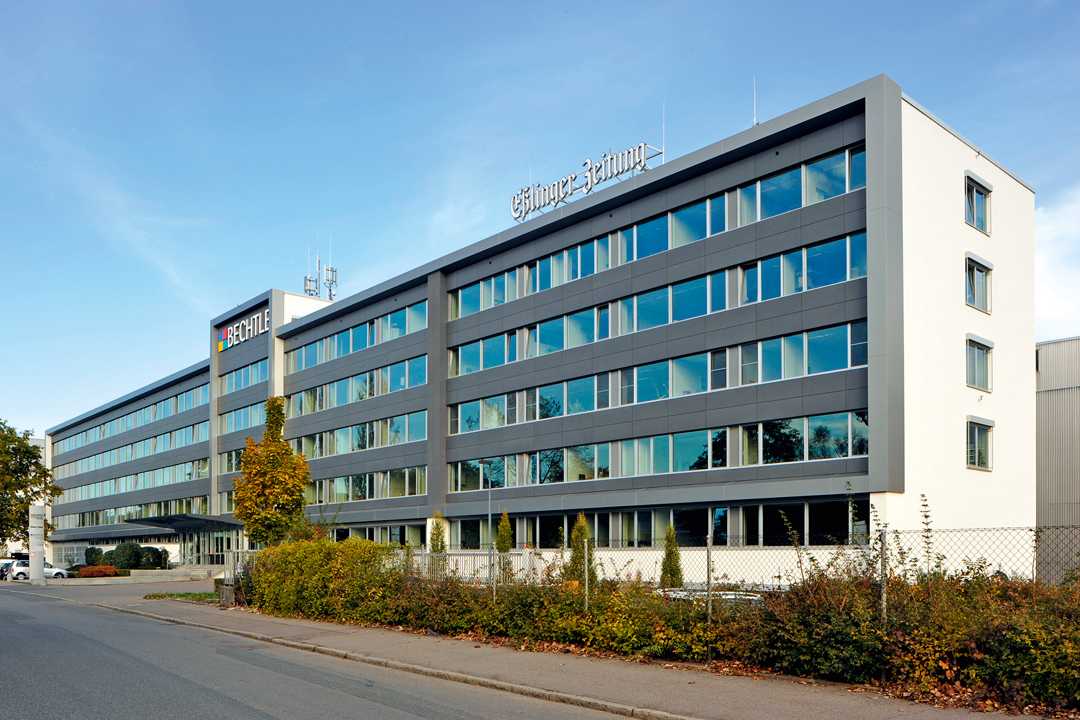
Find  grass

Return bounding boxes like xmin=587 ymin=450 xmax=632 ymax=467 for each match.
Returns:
xmin=143 ymin=592 xmax=218 ymax=604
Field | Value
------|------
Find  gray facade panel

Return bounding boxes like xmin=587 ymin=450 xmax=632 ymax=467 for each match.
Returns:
xmin=53 ymin=478 xmax=211 ymax=516
xmin=56 ymin=442 xmax=210 ymax=491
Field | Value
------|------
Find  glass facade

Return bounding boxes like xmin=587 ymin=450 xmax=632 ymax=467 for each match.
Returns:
xmin=57 ymin=459 xmax=209 ymax=504
xmin=289 ymin=411 xmax=427 ymax=459
xmin=54 ymin=421 xmax=210 ymax=480
xmin=219 ymin=359 xmax=269 ymax=395
xmin=286 ymin=301 xmax=428 ymax=374
xmin=286 ymin=355 xmax=427 ymax=418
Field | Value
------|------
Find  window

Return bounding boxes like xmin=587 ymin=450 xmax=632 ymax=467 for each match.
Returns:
xmin=539 ymin=449 xmax=564 ymax=484
xmin=671 ymin=200 xmax=707 ymax=248
xmin=782 ymin=333 xmax=805 ymax=378
xmin=566 ymin=445 xmax=595 ymax=481
xmin=619 ymin=368 xmax=635 ymax=405
xmin=538 ymin=318 xmax=564 ymax=355
xmin=967 ymin=421 xmax=992 ymax=469
xmin=849 ymin=231 xmax=867 ymax=279
xmin=849 ymin=145 xmax=866 ymax=190
xmin=807 ymin=324 xmax=848 ymax=374
xmin=710 ymin=350 xmax=727 ymax=389
xmin=763 ymin=503 xmax=804 ymax=546
xmin=458 ymin=401 xmax=480 ymax=433
xmin=672 ymin=277 xmax=707 ymax=321
xmin=481 ymin=395 xmax=506 ymax=429
xmin=760 ymin=167 xmax=801 ymax=218
xmin=760 ymin=255 xmax=781 ymax=300
xmin=389 ymin=362 xmax=407 ymax=392
xmin=459 ymin=341 xmax=481 ymax=376
xmin=738 ymin=183 xmax=757 ymax=226
xmin=459 ymin=283 xmax=481 ymax=318
xmin=805 ymin=151 xmax=846 ymax=204
xmin=459 ymin=460 xmax=481 ymax=491
xmin=636 ymin=215 xmax=669 ymax=259
xmin=566 ymin=377 xmax=595 ymax=414
xmin=709 ymin=194 xmax=726 ymax=235
xmin=482 ymin=457 xmax=505 ymax=489
xmin=672 ymin=354 xmax=708 ymax=396
xmin=636 ymin=361 xmax=669 ymax=403
xmin=740 ymin=343 xmax=759 ymax=384
xmin=636 ymin=287 xmax=669 ymax=330
xmin=709 ymin=271 xmax=727 ymax=312
xmin=482 ymin=335 xmax=505 ymax=369
xmin=741 ymin=424 xmax=759 ymax=465
xmin=852 ymin=410 xmax=870 ymax=456
xmin=782 ymin=249 xmax=803 ymax=295
xmin=710 ymin=429 xmax=728 ymax=467
xmin=407 ymin=356 xmax=427 ymax=387
xmin=967 ymin=340 xmax=992 ymax=391
xmin=966 ymin=259 xmax=990 ymax=312
xmin=763 ymin=419 xmax=804 ymax=464
xmin=808 ymin=413 xmax=849 ymax=459
xmin=965 ymin=178 xmax=989 ymax=233
xmin=740 ymin=263 xmax=759 ymax=305
xmin=538 ymin=383 xmax=564 ymax=419
xmin=844 ymin=320 xmax=867 ymax=367
xmin=806 ymin=237 xmax=846 ymax=289
xmin=566 ymin=308 xmax=595 ymax=348
xmin=673 ymin=431 xmax=709 ymax=471
xmin=760 ymin=338 xmax=782 ymax=382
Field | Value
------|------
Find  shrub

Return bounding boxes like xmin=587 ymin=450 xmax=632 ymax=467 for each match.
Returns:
xmin=658 ymin=525 xmax=683 ymax=589
xmin=77 ymin=564 xmax=119 ymax=578
xmin=562 ymin=512 xmax=596 ymax=587
xmin=84 ymin=547 xmax=103 ymax=566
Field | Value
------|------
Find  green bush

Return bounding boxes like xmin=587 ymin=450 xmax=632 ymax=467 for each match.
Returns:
xmin=247 ymin=537 xmax=1080 ymax=711
xmin=84 ymin=547 xmax=103 ymax=566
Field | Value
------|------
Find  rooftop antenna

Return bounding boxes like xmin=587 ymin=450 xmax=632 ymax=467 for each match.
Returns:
xmin=753 ymin=76 xmax=758 ymax=126
xmin=304 ymin=249 xmax=321 ymax=297
xmin=661 ymin=101 xmax=666 ymax=165
xmin=324 ymin=238 xmax=338 ymax=301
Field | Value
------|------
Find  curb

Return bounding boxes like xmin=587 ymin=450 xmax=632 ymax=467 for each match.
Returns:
xmin=96 ymin=603 xmax=704 ymax=720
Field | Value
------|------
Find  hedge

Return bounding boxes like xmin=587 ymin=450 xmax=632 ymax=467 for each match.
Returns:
xmin=249 ymin=538 xmax=1080 ymax=711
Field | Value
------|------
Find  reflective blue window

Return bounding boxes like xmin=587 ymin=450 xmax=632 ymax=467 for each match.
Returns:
xmin=580 ymin=240 xmax=595 ymax=277
xmin=805 ymin=152 xmax=846 ymax=204
xmin=407 ymin=301 xmax=427 ymax=331
xmin=538 ymin=318 xmax=564 ymax=355
xmin=505 ymin=332 xmax=517 ymax=363
xmin=459 ymin=283 xmax=481 ymax=318
xmin=782 ymin=249 xmax=803 ymax=295
xmin=709 ymin=194 xmax=726 ymax=234
xmin=710 ymin=272 xmax=727 ymax=312
xmin=636 ymin=287 xmax=669 ymax=330
xmin=849 ymin=232 xmax=867 ymax=279
xmin=619 ymin=228 xmax=634 ymax=262
xmin=741 ymin=264 xmax=759 ymax=305
xmin=482 ymin=335 xmax=505 ymax=369
xmin=672 ymin=277 xmax=707 ymax=321
xmin=389 ymin=362 xmax=407 ymax=392
xmin=763 ymin=418 xmax=804 ymax=463
xmin=852 ymin=410 xmax=869 ymax=455
xmin=460 ymin=402 xmax=481 ymax=433
xmin=597 ymin=306 xmax=609 ymax=340
xmin=566 ymin=377 xmax=595 ymax=414
xmin=806 ymin=238 xmax=846 ymax=289
xmin=388 ymin=415 xmax=406 ymax=445
xmin=539 ymin=383 xmax=563 ymax=419
xmin=761 ymin=256 xmax=781 ymax=300
xmin=671 ymin=201 xmax=706 ymax=248
xmin=566 ymin=308 xmax=595 ymax=348
xmin=850 ymin=320 xmax=868 ymax=366
xmin=761 ymin=338 xmax=782 ymax=382
xmin=386 ymin=309 xmax=407 ymax=340
xmin=760 ymin=167 xmax=801 ymax=218
xmin=538 ymin=256 xmax=552 ymax=291
xmin=672 ymin=354 xmax=708 ymax=396
xmin=807 ymin=325 xmax=848 ymax=374
xmin=539 ymin=449 xmax=564 ymax=484
xmin=636 ymin=361 xmax=669 ymax=403
xmin=849 ymin=147 xmax=866 ymax=190
xmin=459 ymin=341 xmax=481 ymax=375
xmin=673 ymin=431 xmax=709 ymax=472
xmin=636 ymin=215 xmax=669 ymax=259
xmin=335 ymin=331 xmax=351 ymax=359
xmin=407 ymin=356 xmax=427 ymax=387
xmin=352 ymin=324 xmax=369 ymax=352
xmin=808 ymin=412 xmax=849 ymax=459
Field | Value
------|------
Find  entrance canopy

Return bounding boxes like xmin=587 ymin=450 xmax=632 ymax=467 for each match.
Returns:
xmin=125 ymin=514 xmax=243 ymax=533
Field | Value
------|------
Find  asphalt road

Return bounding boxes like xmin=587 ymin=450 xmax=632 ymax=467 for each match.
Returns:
xmin=0 ymin=587 xmax=613 ymax=720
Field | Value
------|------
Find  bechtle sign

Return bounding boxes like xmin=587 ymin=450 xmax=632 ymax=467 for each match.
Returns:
xmin=218 ymin=308 xmax=270 ymax=352
xmin=510 ymin=141 xmax=654 ymax=221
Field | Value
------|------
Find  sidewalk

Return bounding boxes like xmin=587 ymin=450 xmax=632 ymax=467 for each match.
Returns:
xmin=12 ymin=580 xmax=985 ymax=720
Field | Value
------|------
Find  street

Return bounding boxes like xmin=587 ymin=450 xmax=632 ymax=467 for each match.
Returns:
xmin=0 ymin=586 xmax=613 ymax=720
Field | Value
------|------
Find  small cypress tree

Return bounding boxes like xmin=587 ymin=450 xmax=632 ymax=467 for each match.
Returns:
xmin=495 ymin=512 xmax=514 ymax=583
xmin=429 ymin=511 xmax=447 ymax=580
xmin=562 ymin=512 xmax=597 ymax=586
xmin=659 ymin=525 xmax=684 ymax=588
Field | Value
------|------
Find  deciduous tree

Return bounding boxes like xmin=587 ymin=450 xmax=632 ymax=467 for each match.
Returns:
xmin=0 ymin=420 xmax=59 ymax=548
xmin=234 ymin=397 xmax=308 ymax=546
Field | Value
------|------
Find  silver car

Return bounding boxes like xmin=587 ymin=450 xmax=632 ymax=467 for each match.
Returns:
xmin=8 ymin=560 xmax=68 ymax=580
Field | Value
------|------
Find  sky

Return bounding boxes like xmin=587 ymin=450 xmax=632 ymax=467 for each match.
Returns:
xmin=2 ymin=1 xmax=1079 ymax=436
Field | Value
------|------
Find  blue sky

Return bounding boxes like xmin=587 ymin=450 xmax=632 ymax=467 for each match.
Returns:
xmin=2 ymin=1 xmax=1079 ymax=436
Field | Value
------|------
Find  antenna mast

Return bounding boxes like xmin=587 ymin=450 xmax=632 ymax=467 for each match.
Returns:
xmin=753 ymin=76 xmax=758 ymax=126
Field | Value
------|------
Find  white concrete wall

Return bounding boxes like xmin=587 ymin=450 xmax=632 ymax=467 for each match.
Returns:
xmin=881 ymin=98 xmax=1036 ymax=531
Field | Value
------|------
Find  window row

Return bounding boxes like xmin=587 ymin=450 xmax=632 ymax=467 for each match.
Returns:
xmin=54 ymin=495 xmax=209 ymax=530
xmin=220 ymin=358 xmax=269 ymax=396
xmin=448 ymin=410 xmax=868 ymax=492
xmin=448 ymin=497 xmax=870 ymax=550
xmin=219 ymin=402 xmax=266 ymax=435
xmin=448 ymin=232 xmax=866 ymax=377
xmin=448 ymin=146 xmax=865 ymax=322
xmin=54 ymin=421 xmax=210 ymax=480
xmin=218 ymin=490 xmax=235 ymax=513
xmin=53 ymin=384 xmax=209 ymax=456
xmin=286 ymin=300 xmax=428 ymax=375
xmin=305 ymin=466 xmax=428 ymax=505
xmin=449 ymin=321 xmax=866 ymax=434
xmin=286 ymin=356 xmax=427 ymax=418
xmin=57 ymin=459 xmax=209 ymax=505
xmin=340 ymin=524 xmax=426 ymax=547
xmin=288 ymin=410 xmax=428 ymax=460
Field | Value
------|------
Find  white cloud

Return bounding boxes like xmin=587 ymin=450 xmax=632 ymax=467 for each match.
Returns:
xmin=1035 ymin=184 xmax=1080 ymax=341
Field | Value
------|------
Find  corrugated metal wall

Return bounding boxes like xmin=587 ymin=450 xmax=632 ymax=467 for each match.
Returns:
xmin=1036 ymin=338 xmax=1080 ymax=527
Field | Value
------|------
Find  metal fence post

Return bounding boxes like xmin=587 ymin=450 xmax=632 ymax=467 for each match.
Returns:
xmin=878 ymin=527 xmax=888 ymax=624
xmin=706 ymin=536 xmax=713 ymax=666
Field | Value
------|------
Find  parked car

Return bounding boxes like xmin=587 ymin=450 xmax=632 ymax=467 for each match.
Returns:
xmin=8 ymin=560 xmax=68 ymax=580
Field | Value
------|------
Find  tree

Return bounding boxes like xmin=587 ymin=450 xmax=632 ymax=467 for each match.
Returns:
xmin=659 ymin=525 xmax=684 ymax=588
xmin=562 ymin=512 xmax=596 ymax=587
xmin=233 ymin=397 xmax=309 ymax=546
xmin=84 ymin=547 xmax=103 ymax=566
xmin=429 ymin=511 xmax=447 ymax=580
xmin=495 ymin=512 xmax=513 ymax=584
xmin=0 ymin=420 xmax=59 ymax=548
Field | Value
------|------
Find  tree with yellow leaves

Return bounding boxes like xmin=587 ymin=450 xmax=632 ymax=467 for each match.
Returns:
xmin=234 ymin=397 xmax=309 ymax=546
